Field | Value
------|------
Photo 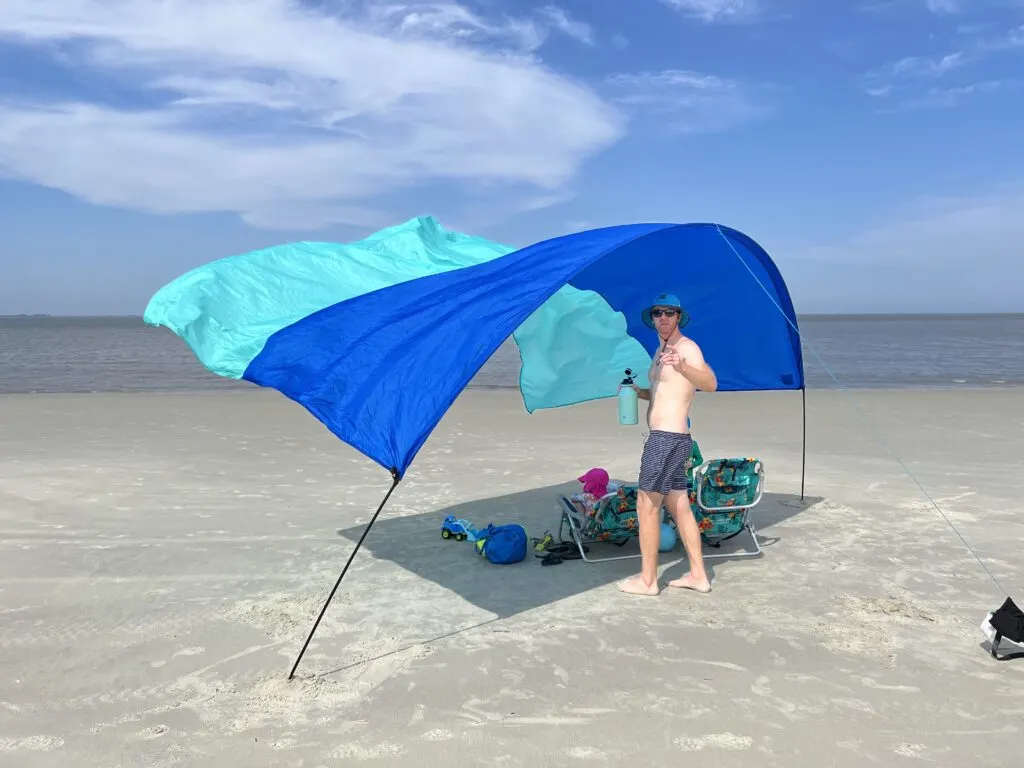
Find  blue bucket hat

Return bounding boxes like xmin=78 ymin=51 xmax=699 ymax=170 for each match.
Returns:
xmin=641 ymin=292 xmax=689 ymax=329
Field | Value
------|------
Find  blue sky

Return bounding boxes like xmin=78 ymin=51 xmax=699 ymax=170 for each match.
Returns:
xmin=0 ymin=0 xmax=1021 ymax=315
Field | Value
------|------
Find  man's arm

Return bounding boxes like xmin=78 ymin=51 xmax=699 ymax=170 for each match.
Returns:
xmin=678 ymin=339 xmax=717 ymax=392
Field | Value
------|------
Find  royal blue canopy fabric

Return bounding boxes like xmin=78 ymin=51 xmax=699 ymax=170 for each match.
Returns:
xmin=146 ymin=216 xmax=803 ymax=478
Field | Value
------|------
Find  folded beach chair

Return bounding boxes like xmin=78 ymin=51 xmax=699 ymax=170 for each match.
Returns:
xmin=689 ymin=457 xmax=765 ymax=559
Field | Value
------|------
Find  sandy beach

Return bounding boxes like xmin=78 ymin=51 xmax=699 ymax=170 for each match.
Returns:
xmin=1 ymin=386 xmax=1021 ymax=767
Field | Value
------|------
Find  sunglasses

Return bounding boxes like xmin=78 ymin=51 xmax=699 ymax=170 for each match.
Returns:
xmin=650 ymin=308 xmax=679 ymax=318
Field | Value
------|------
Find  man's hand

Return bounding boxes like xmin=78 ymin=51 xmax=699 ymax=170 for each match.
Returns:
xmin=617 ymin=382 xmax=650 ymax=400
xmin=658 ymin=346 xmax=682 ymax=368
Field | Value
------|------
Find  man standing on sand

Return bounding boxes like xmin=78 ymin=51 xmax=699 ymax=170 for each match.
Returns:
xmin=619 ymin=293 xmax=717 ymax=597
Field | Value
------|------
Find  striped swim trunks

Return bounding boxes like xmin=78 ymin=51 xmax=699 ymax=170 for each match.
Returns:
xmin=638 ymin=430 xmax=693 ymax=495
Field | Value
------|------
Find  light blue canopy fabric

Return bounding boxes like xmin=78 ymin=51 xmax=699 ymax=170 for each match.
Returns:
xmin=143 ymin=216 xmax=516 ymax=379
xmin=145 ymin=216 xmax=803 ymax=478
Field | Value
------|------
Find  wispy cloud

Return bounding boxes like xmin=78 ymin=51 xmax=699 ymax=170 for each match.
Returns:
xmin=605 ymin=70 xmax=770 ymax=133
xmin=863 ymin=50 xmax=969 ymax=98
xmin=536 ymin=5 xmax=595 ymax=45
xmin=862 ymin=23 xmax=1022 ymax=108
xmin=925 ymin=0 xmax=959 ymax=14
xmin=0 ymin=0 xmax=614 ymax=229
xmin=859 ymin=0 xmax=1020 ymax=20
xmin=890 ymin=51 xmax=967 ymax=77
xmin=658 ymin=0 xmax=760 ymax=23
xmin=783 ymin=185 xmax=1024 ymax=311
xmin=976 ymin=22 xmax=1024 ymax=51
xmin=796 ymin=184 xmax=1024 ymax=265
xmin=906 ymin=79 xmax=1008 ymax=107
xmin=926 ymin=0 xmax=1024 ymax=13
xmin=364 ymin=2 xmax=596 ymax=50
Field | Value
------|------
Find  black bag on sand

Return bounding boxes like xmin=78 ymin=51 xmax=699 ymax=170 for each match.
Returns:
xmin=985 ymin=597 xmax=1024 ymax=661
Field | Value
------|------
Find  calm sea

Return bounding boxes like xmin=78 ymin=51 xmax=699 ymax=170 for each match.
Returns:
xmin=1 ymin=314 xmax=1022 ymax=394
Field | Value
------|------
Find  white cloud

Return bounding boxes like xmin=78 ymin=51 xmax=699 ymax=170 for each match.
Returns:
xmin=605 ymin=70 xmax=770 ymax=133
xmin=364 ymin=2 xmax=594 ymax=51
xmin=658 ymin=0 xmax=760 ymax=22
xmin=926 ymin=0 xmax=959 ymax=13
xmin=0 ymin=0 xmax=618 ymax=229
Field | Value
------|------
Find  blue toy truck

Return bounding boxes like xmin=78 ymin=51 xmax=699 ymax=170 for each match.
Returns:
xmin=441 ymin=514 xmax=477 ymax=542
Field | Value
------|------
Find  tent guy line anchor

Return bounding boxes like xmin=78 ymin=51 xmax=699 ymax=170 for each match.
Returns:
xmin=288 ymin=468 xmax=402 ymax=680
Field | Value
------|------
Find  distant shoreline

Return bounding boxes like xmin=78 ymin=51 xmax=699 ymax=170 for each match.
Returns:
xmin=3 ymin=312 xmax=1024 ymax=321
xmin=5 ymin=314 xmax=1022 ymax=395
xmin=2 ymin=381 xmax=1023 ymax=397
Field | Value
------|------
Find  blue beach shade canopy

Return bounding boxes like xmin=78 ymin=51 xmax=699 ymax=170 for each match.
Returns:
xmin=145 ymin=214 xmax=805 ymax=679
xmin=145 ymin=216 xmax=803 ymax=479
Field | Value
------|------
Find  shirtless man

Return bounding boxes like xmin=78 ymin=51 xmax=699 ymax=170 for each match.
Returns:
xmin=618 ymin=293 xmax=717 ymax=597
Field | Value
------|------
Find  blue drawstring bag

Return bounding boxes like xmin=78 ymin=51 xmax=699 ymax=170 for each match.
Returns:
xmin=474 ymin=523 xmax=528 ymax=564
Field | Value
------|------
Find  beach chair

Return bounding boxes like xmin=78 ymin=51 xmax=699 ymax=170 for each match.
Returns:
xmin=556 ymin=438 xmax=703 ymax=563
xmin=689 ymin=457 xmax=765 ymax=559
xmin=557 ymin=484 xmax=665 ymax=563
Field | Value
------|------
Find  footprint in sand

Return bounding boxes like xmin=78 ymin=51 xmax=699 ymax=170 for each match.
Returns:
xmin=0 ymin=736 xmax=65 ymax=752
xmin=675 ymin=733 xmax=753 ymax=751
xmin=421 ymin=729 xmax=454 ymax=742
xmin=751 ymin=675 xmax=772 ymax=696
xmin=894 ymin=743 xmax=928 ymax=758
xmin=330 ymin=743 xmax=406 ymax=759
xmin=565 ymin=746 xmax=609 ymax=761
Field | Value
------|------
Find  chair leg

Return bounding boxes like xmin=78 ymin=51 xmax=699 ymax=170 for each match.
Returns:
xmin=700 ymin=517 xmax=762 ymax=560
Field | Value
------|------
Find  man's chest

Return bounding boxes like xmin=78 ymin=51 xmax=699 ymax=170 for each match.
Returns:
xmin=648 ymin=358 xmax=678 ymax=385
xmin=649 ymin=351 xmax=688 ymax=387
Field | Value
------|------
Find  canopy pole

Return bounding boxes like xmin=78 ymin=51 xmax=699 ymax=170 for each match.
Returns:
xmin=800 ymin=387 xmax=807 ymax=501
xmin=288 ymin=468 xmax=402 ymax=680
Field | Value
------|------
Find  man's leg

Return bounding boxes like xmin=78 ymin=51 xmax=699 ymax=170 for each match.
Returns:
xmin=665 ymin=489 xmax=711 ymax=592
xmin=619 ymin=433 xmax=667 ymax=596
xmin=618 ymin=488 xmax=664 ymax=595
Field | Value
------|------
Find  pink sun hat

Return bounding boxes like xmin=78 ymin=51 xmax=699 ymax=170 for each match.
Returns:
xmin=577 ymin=467 xmax=610 ymax=497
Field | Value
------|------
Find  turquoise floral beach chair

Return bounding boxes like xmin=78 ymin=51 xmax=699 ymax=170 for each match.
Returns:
xmin=689 ymin=457 xmax=764 ymax=559
xmin=558 ymin=484 xmax=667 ymax=563
xmin=557 ymin=444 xmax=764 ymax=563
xmin=556 ymin=440 xmax=703 ymax=563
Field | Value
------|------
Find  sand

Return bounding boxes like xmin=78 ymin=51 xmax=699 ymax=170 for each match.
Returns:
xmin=0 ymin=387 xmax=1021 ymax=767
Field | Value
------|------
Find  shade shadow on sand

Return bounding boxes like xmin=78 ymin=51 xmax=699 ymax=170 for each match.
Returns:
xmin=336 ymin=480 xmax=823 ymax=621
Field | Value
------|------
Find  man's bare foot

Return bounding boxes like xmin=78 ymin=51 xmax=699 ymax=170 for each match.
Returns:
xmin=667 ymin=572 xmax=712 ymax=593
xmin=618 ymin=575 xmax=660 ymax=596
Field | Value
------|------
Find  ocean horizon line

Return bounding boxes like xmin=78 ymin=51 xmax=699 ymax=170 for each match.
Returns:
xmin=4 ymin=311 xmax=1024 ymax=321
